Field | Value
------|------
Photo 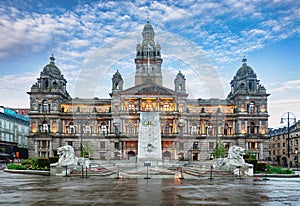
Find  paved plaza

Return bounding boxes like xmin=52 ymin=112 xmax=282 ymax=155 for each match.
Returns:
xmin=1 ymin=171 xmax=300 ymax=205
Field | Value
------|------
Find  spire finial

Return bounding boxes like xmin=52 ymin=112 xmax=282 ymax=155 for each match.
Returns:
xmin=147 ymin=12 xmax=150 ymax=23
xmin=242 ymin=55 xmax=247 ymax=65
xmin=50 ymin=54 xmax=55 ymax=64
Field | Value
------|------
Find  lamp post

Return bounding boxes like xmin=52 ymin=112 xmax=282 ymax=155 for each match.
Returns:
xmin=295 ymin=149 xmax=299 ymax=170
xmin=280 ymin=112 xmax=296 ymax=169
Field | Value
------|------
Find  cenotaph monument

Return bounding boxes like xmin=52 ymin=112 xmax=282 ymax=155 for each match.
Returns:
xmin=137 ymin=112 xmax=162 ymax=164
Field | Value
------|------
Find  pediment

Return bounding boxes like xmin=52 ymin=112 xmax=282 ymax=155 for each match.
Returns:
xmin=117 ymin=80 xmax=180 ymax=97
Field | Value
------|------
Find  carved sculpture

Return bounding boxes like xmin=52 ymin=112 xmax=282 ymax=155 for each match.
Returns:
xmin=214 ymin=145 xmax=253 ymax=175
xmin=50 ymin=145 xmax=78 ymax=167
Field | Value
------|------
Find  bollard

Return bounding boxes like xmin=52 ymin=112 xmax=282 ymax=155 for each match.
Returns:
xmin=65 ymin=165 xmax=68 ymax=177
xmin=236 ymin=166 xmax=242 ymax=179
xmin=179 ymin=167 xmax=184 ymax=180
xmin=208 ymin=165 xmax=214 ymax=180
xmin=81 ymin=165 xmax=84 ymax=178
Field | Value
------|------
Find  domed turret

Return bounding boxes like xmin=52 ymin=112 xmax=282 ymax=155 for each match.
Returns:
xmin=42 ymin=55 xmax=62 ymax=79
xmin=227 ymin=57 xmax=268 ymax=100
xmin=112 ymin=70 xmax=123 ymax=92
xmin=235 ymin=57 xmax=255 ymax=78
xmin=174 ymin=70 xmax=186 ymax=93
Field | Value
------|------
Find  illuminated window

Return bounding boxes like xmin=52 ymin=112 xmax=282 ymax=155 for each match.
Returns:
xmin=128 ymin=103 xmax=135 ymax=111
xmin=163 ymin=103 xmax=170 ymax=112
xmin=52 ymin=122 xmax=57 ymax=133
xmin=145 ymin=102 xmax=153 ymax=111
xmin=32 ymin=122 xmax=36 ymax=133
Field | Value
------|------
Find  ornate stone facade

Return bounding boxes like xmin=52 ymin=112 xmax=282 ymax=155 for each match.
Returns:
xmin=27 ymin=21 xmax=269 ymax=161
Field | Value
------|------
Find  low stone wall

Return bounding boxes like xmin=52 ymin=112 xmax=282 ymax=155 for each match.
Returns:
xmin=4 ymin=168 xmax=50 ymax=176
xmin=254 ymin=173 xmax=299 ymax=178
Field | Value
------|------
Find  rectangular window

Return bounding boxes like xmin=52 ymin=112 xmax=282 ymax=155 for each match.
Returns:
xmin=179 ymin=142 xmax=184 ymax=150
xmin=114 ymin=142 xmax=119 ymax=150
xmin=100 ymin=152 xmax=106 ymax=160
xmin=100 ymin=142 xmax=105 ymax=149
xmin=209 ymin=142 xmax=214 ymax=150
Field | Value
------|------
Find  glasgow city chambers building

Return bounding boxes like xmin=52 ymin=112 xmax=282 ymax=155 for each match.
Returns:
xmin=27 ymin=20 xmax=270 ymax=161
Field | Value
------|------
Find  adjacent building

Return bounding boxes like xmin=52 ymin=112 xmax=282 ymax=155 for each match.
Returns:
xmin=27 ymin=20 xmax=270 ymax=161
xmin=0 ymin=106 xmax=29 ymax=160
xmin=269 ymin=121 xmax=300 ymax=167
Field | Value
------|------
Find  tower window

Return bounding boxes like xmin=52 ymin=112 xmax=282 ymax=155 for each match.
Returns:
xmin=45 ymin=80 xmax=49 ymax=89
xmin=42 ymin=100 xmax=48 ymax=112
xmin=248 ymin=102 xmax=255 ymax=114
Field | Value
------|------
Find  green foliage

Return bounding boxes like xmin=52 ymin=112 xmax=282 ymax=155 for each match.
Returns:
xmin=212 ymin=140 xmax=226 ymax=158
xmin=265 ymin=164 xmax=295 ymax=174
xmin=20 ymin=159 xmax=31 ymax=165
xmin=82 ymin=141 xmax=95 ymax=158
xmin=30 ymin=158 xmax=38 ymax=167
xmin=7 ymin=163 xmax=28 ymax=170
xmin=245 ymin=151 xmax=256 ymax=160
xmin=7 ymin=158 xmax=51 ymax=171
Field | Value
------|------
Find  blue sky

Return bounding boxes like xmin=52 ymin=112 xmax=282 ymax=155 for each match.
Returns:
xmin=0 ymin=0 xmax=299 ymax=128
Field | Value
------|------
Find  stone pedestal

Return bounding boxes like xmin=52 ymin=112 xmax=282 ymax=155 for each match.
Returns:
xmin=50 ymin=166 xmax=69 ymax=176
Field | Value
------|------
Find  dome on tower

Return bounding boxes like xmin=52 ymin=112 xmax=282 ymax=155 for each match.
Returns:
xmin=42 ymin=55 xmax=62 ymax=78
xmin=113 ymin=70 xmax=123 ymax=80
xmin=235 ymin=57 xmax=254 ymax=77
xmin=175 ymin=70 xmax=186 ymax=80
xmin=143 ymin=19 xmax=154 ymax=32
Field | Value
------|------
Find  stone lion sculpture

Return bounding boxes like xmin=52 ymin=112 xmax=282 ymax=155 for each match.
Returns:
xmin=50 ymin=145 xmax=78 ymax=167
xmin=214 ymin=145 xmax=253 ymax=174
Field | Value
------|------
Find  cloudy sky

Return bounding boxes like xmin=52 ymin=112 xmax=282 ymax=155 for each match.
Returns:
xmin=0 ymin=0 xmax=299 ymax=128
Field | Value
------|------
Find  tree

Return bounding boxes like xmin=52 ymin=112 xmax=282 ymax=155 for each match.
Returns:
xmin=81 ymin=141 xmax=95 ymax=158
xmin=212 ymin=139 xmax=226 ymax=158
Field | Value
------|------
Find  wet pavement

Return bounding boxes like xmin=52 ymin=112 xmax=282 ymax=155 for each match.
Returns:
xmin=1 ymin=171 xmax=300 ymax=205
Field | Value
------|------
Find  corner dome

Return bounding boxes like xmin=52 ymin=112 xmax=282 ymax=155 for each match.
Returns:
xmin=113 ymin=70 xmax=123 ymax=80
xmin=42 ymin=55 xmax=62 ymax=78
xmin=236 ymin=57 xmax=254 ymax=77
xmin=176 ymin=70 xmax=185 ymax=80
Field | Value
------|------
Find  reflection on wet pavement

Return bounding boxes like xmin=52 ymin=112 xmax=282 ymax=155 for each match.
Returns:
xmin=1 ymin=171 xmax=300 ymax=205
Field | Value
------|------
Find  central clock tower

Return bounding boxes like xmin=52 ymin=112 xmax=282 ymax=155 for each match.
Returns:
xmin=135 ymin=18 xmax=163 ymax=86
